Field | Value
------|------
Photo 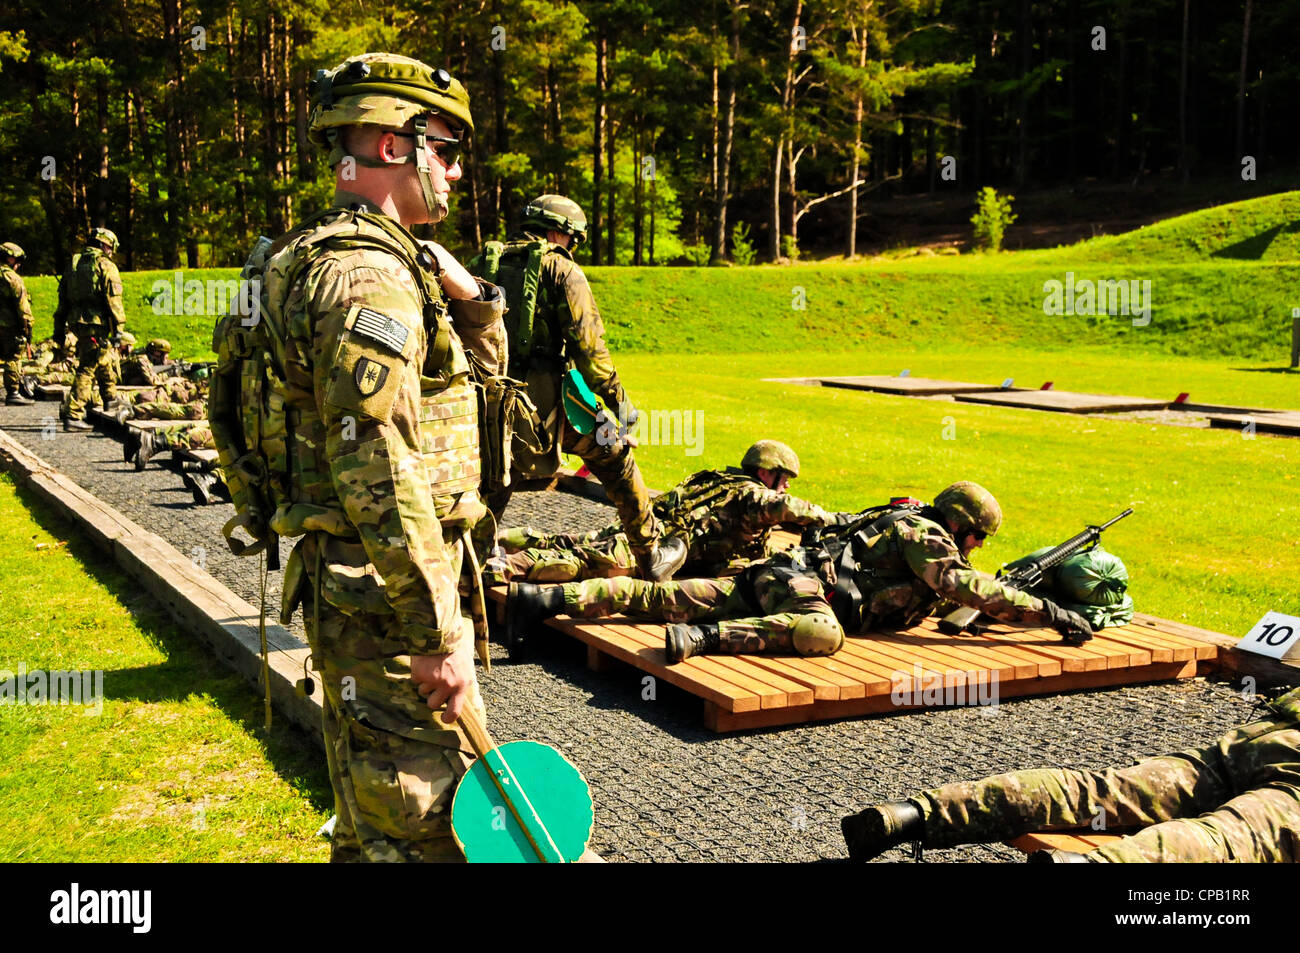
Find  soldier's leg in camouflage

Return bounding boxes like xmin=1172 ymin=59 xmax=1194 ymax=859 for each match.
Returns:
xmin=560 ymin=575 xmax=745 ymax=622
xmin=561 ymin=424 xmax=683 ymax=580
xmin=715 ymin=568 xmax=844 ymax=656
xmin=96 ymin=347 xmax=118 ymax=408
xmin=514 ymin=533 xmax=636 ymax=584
xmin=61 ymin=340 xmax=99 ymax=428
xmin=307 ymin=598 xmax=478 ymax=863
xmin=916 ymin=747 xmax=1230 ymax=851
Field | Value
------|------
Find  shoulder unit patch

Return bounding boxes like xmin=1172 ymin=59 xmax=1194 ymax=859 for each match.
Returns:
xmin=354 ymin=356 xmax=390 ymax=397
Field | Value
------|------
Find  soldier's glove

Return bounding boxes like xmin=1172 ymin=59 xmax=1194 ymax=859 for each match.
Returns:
xmin=1044 ymin=601 xmax=1094 ymax=645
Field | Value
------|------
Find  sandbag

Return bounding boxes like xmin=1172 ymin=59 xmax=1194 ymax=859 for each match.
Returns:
xmin=1056 ymin=547 xmax=1129 ymax=606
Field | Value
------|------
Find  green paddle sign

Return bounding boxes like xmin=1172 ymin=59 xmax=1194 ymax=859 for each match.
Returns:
xmin=451 ymin=707 xmax=595 ymax=863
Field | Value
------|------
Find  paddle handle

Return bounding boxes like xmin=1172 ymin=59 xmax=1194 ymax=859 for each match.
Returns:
xmin=458 ymin=703 xmax=495 ymax=759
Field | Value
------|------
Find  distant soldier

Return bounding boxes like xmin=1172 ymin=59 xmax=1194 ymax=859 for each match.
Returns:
xmin=125 ymin=420 xmax=215 ymax=472
xmin=506 ymin=481 xmax=1094 ymax=662
xmin=113 ymin=367 xmax=208 ymax=422
xmin=0 ymin=242 xmax=35 ymax=406
xmin=17 ymin=336 xmax=78 ymax=397
xmin=468 ymin=194 xmax=685 ymax=582
xmin=116 ymin=332 xmax=166 ymax=387
xmin=145 ymin=338 xmax=174 ymax=368
xmin=490 ymin=440 xmax=848 ymax=585
xmin=57 ymin=227 xmax=126 ymax=430
xmin=842 ymin=685 xmax=1300 ymax=863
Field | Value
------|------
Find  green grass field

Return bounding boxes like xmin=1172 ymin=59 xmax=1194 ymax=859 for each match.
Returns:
xmin=0 ymin=475 xmax=330 ymax=862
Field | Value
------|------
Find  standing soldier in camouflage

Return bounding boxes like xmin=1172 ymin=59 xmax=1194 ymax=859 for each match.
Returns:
xmin=232 ymin=53 xmax=505 ymax=862
xmin=842 ymin=685 xmax=1300 ymax=863
xmin=0 ymin=242 xmax=35 ymax=406
xmin=468 ymin=195 xmax=685 ymax=582
xmin=491 ymin=440 xmax=847 ymax=586
xmin=507 ymin=481 xmax=1094 ymax=662
xmin=57 ymin=227 xmax=126 ymax=430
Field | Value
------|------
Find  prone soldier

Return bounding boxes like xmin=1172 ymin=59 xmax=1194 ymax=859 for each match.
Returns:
xmin=506 ymin=481 xmax=1094 ymax=662
xmin=490 ymin=440 xmax=847 ymax=586
xmin=841 ymin=685 xmax=1300 ymax=863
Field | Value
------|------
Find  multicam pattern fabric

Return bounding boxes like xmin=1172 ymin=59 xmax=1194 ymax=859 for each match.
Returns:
xmin=256 ymin=194 xmax=505 ymax=864
xmin=56 ymin=247 xmax=125 ymax=420
xmin=843 ymin=512 xmax=1050 ymax=632
xmin=119 ymin=352 xmax=163 ymax=387
xmin=0 ymin=263 xmax=32 ymax=394
xmin=917 ymin=686 xmax=1300 ymax=862
xmin=156 ymin=422 xmax=216 ymax=451
xmin=560 ymin=561 xmax=844 ymax=657
xmin=500 ymin=469 xmax=838 ymax=582
xmin=60 ymin=336 xmax=117 ymax=419
xmin=127 ymin=378 xmax=207 ymax=420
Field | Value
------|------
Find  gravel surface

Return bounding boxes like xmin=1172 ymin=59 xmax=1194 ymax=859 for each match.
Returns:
xmin=0 ymin=401 xmax=1274 ymax=863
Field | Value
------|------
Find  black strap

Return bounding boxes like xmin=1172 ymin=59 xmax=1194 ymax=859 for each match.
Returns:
xmin=829 ymin=509 xmax=917 ymax=630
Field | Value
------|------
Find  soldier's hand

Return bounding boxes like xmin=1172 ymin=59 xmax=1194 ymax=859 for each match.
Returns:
xmin=1045 ymin=601 xmax=1093 ymax=644
xmin=411 ymin=636 xmax=476 ymax=724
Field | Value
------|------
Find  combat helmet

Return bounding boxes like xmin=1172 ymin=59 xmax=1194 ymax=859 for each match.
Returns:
xmin=522 ymin=195 xmax=588 ymax=245
xmin=933 ymin=481 xmax=1002 ymax=537
xmin=308 ymin=53 xmax=473 ymax=222
xmin=91 ymin=228 xmax=119 ymax=255
xmin=116 ymin=331 xmax=136 ymax=348
xmin=741 ymin=439 xmax=800 ymax=478
xmin=0 ymin=242 xmax=25 ymax=262
xmin=148 ymin=338 xmax=172 ymax=357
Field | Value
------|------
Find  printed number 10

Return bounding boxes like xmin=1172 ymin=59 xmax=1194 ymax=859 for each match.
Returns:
xmin=1257 ymin=623 xmax=1294 ymax=646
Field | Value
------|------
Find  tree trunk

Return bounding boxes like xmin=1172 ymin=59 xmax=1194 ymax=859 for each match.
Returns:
xmin=607 ymin=113 xmax=617 ymax=265
xmin=1178 ymin=0 xmax=1190 ymax=184
xmin=632 ymin=117 xmax=644 ymax=265
xmin=848 ymin=24 xmax=867 ymax=257
xmin=1235 ymin=0 xmax=1253 ymax=163
xmin=591 ymin=27 xmax=606 ymax=264
xmin=710 ymin=2 xmax=740 ymax=265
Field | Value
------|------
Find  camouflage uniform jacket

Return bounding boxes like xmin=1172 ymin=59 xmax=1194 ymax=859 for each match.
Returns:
xmin=120 ymin=351 xmax=163 ymax=387
xmin=804 ymin=511 xmax=1052 ymax=633
xmin=0 ymin=264 xmax=32 ymax=337
xmin=655 ymin=468 xmax=839 ymax=574
xmin=266 ymin=195 xmax=505 ymax=656
xmin=53 ymin=248 xmax=125 ymax=342
xmin=501 ymin=231 xmax=628 ymax=428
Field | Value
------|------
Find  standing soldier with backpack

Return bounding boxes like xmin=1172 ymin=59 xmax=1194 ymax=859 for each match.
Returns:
xmin=468 ymin=195 xmax=686 ymax=582
xmin=0 ymin=242 xmax=34 ymax=406
xmin=56 ymin=227 xmax=126 ymax=430
xmin=210 ymin=53 xmax=506 ymax=862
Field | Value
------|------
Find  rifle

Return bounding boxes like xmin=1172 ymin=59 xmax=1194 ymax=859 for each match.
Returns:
xmin=937 ymin=507 xmax=1134 ymax=635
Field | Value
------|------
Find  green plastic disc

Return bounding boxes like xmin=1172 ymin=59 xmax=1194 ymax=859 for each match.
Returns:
xmin=451 ymin=740 xmax=594 ymax=863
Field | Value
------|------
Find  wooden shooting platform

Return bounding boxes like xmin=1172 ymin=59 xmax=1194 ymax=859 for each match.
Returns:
xmin=1007 ymin=831 xmax=1125 ymax=855
xmin=35 ymin=383 xmax=69 ymax=400
xmin=766 ymin=375 xmax=1007 ymax=396
xmin=954 ymin=389 xmax=1170 ymax=414
xmin=488 ymin=587 xmax=1217 ymax=733
xmin=1203 ymin=410 xmax=1300 ymax=437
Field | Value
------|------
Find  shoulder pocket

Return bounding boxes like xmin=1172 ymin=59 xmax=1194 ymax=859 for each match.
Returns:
xmin=325 ymin=303 xmax=421 ymax=423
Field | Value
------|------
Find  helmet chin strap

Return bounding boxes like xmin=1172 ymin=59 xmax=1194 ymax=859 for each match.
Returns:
xmin=328 ymin=117 xmax=448 ymax=222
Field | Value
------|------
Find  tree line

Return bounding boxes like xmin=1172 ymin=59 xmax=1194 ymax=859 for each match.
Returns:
xmin=0 ymin=0 xmax=1295 ymax=274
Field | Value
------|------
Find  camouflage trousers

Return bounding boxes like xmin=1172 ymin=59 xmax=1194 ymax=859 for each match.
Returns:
xmin=561 ymin=565 xmax=845 ymax=656
xmin=156 ymin=423 xmax=215 ymax=452
xmin=499 ymin=524 xmax=636 ymax=583
xmin=61 ymin=337 xmax=117 ymax=420
xmin=131 ymin=398 xmax=206 ymax=421
xmin=917 ymin=712 xmax=1300 ymax=862
xmin=303 ymin=537 xmax=486 ymax=863
xmin=0 ymin=326 xmax=28 ymax=394
xmin=26 ymin=369 xmax=74 ymax=386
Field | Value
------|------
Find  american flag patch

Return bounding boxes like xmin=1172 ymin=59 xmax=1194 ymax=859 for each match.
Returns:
xmin=351 ymin=307 xmax=410 ymax=355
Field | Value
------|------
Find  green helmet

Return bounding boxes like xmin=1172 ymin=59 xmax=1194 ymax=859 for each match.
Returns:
xmin=148 ymin=338 xmax=172 ymax=356
xmin=308 ymin=53 xmax=473 ymax=223
xmin=934 ymin=481 xmax=1002 ymax=537
xmin=0 ymin=242 xmax=25 ymax=261
xmin=741 ymin=439 xmax=800 ymax=478
xmin=522 ymin=195 xmax=588 ymax=245
xmin=91 ymin=227 xmax=119 ymax=255
xmin=116 ymin=331 xmax=136 ymax=347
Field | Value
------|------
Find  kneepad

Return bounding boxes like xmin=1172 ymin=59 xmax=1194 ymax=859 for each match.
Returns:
xmin=792 ymin=613 xmax=844 ymax=656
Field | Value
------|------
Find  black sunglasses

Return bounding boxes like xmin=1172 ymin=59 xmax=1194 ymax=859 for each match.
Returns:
xmin=391 ymin=132 xmax=462 ymax=168
xmin=970 ymin=530 xmax=988 ymax=541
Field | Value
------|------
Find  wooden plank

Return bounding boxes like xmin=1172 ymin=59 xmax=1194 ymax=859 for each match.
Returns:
xmin=954 ymin=390 xmax=1170 ymax=414
xmin=889 ymin=627 xmax=1042 ymax=680
xmin=1007 ymin=832 xmax=1124 ymax=854
xmin=914 ymin=620 xmax=1064 ymax=677
xmin=814 ymin=375 xmax=1009 ymax=396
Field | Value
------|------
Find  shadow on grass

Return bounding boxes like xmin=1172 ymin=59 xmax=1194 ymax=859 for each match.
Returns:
xmin=1230 ymin=366 xmax=1300 ymax=374
xmin=9 ymin=477 xmax=332 ymax=814
xmin=1209 ymin=219 xmax=1300 ymax=260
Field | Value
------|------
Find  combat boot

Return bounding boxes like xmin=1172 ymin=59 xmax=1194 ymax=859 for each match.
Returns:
xmin=1026 ymin=849 xmax=1091 ymax=864
xmin=62 ymin=416 xmax=93 ymax=432
xmin=504 ymin=582 xmax=566 ymax=660
xmin=664 ymin=623 xmax=719 ymax=663
xmin=840 ymin=800 xmax=924 ymax=862
xmin=113 ymin=404 xmax=133 ymax=426
xmin=182 ymin=470 xmax=218 ymax=505
xmin=18 ymin=375 xmax=37 ymax=399
xmin=122 ymin=428 xmax=142 ymax=464
xmin=134 ymin=431 xmax=162 ymax=471
xmin=636 ymin=535 xmax=688 ymax=582
xmin=6 ymin=391 xmax=34 ymax=406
